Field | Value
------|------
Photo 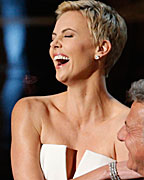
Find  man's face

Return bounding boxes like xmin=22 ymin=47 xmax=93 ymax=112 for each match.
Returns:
xmin=118 ymin=101 xmax=144 ymax=175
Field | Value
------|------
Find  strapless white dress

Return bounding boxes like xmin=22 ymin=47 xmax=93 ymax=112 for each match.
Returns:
xmin=40 ymin=144 xmax=115 ymax=180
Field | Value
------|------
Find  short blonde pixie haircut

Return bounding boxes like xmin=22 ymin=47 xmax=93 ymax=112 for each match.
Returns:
xmin=56 ymin=0 xmax=127 ymax=76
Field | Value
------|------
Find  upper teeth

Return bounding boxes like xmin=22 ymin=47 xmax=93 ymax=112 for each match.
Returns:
xmin=54 ymin=55 xmax=69 ymax=61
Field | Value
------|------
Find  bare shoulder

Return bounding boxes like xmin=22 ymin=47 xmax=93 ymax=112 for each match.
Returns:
xmin=111 ymin=99 xmax=130 ymax=135
xmin=12 ymin=92 xmax=66 ymax=127
xmin=12 ymin=92 xmax=63 ymax=117
xmin=111 ymin=99 xmax=130 ymax=161
xmin=11 ymin=93 xmax=64 ymax=135
xmin=12 ymin=96 xmax=48 ymax=126
xmin=12 ymin=96 xmax=48 ymax=116
xmin=11 ymin=96 xmax=54 ymax=180
xmin=112 ymin=99 xmax=130 ymax=124
xmin=107 ymin=99 xmax=129 ymax=132
xmin=11 ymin=97 xmax=46 ymax=144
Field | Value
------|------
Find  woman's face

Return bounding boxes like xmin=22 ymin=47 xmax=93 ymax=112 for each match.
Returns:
xmin=49 ymin=10 xmax=96 ymax=85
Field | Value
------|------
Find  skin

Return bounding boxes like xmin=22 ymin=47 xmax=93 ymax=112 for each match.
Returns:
xmin=118 ymin=101 xmax=144 ymax=176
xmin=50 ymin=11 xmax=97 ymax=85
xmin=11 ymin=10 xmax=141 ymax=179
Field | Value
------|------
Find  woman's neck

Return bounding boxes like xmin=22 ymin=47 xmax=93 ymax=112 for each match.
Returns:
xmin=65 ymin=75 xmax=113 ymax=124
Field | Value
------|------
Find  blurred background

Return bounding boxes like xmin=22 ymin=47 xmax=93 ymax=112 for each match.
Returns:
xmin=0 ymin=0 xmax=144 ymax=179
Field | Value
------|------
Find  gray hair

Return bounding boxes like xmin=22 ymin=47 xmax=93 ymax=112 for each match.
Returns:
xmin=128 ymin=79 xmax=144 ymax=102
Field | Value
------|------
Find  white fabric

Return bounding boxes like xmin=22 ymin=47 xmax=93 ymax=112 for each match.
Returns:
xmin=40 ymin=144 xmax=115 ymax=180
xmin=40 ymin=144 xmax=67 ymax=180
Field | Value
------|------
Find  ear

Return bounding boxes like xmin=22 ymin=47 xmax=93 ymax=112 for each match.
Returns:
xmin=94 ymin=40 xmax=111 ymax=60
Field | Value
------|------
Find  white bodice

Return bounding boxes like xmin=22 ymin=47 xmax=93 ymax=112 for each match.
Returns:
xmin=40 ymin=144 xmax=115 ymax=180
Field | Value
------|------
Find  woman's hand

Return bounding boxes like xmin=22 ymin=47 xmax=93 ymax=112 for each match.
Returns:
xmin=117 ymin=161 xmax=143 ymax=179
xmin=69 ymin=161 xmax=142 ymax=180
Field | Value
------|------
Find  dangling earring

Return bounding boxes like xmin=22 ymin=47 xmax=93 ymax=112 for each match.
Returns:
xmin=95 ymin=55 xmax=100 ymax=60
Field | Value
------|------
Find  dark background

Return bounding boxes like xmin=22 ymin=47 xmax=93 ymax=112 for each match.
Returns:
xmin=0 ymin=0 xmax=144 ymax=179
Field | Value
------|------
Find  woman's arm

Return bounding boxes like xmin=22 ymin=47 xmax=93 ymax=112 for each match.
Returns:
xmin=70 ymin=134 xmax=142 ymax=179
xmin=70 ymin=161 xmax=142 ymax=180
xmin=70 ymin=135 xmax=142 ymax=180
xmin=70 ymin=138 xmax=142 ymax=179
xmin=11 ymin=98 xmax=45 ymax=180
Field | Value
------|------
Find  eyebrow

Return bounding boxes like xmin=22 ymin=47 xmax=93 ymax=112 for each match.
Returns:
xmin=52 ymin=28 xmax=77 ymax=36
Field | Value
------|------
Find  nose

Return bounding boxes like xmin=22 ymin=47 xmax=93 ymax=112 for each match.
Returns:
xmin=117 ymin=125 xmax=127 ymax=142
xmin=50 ymin=37 xmax=62 ymax=49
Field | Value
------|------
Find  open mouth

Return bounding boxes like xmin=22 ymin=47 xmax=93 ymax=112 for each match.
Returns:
xmin=57 ymin=59 xmax=69 ymax=65
xmin=54 ymin=55 xmax=70 ymax=66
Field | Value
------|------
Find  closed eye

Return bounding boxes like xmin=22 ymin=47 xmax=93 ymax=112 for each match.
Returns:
xmin=64 ymin=35 xmax=73 ymax=38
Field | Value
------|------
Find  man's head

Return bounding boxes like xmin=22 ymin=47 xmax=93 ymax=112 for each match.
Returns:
xmin=118 ymin=79 xmax=144 ymax=176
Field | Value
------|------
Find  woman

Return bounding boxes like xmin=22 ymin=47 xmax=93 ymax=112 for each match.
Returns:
xmin=11 ymin=0 xmax=142 ymax=179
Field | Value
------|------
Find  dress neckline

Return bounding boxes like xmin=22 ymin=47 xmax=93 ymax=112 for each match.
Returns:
xmin=40 ymin=143 xmax=115 ymax=179
xmin=41 ymin=143 xmax=114 ymax=159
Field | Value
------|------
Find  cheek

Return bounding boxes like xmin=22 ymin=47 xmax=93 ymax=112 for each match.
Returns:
xmin=69 ymin=41 xmax=86 ymax=53
xmin=81 ymin=41 xmax=94 ymax=53
xmin=78 ymin=43 xmax=95 ymax=62
xmin=128 ymin=145 xmax=144 ymax=171
xmin=135 ymin=142 xmax=144 ymax=159
xmin=126 ymin=136 xmax=143 ymax=161
xmin=67 ymin=42 xmax=93 ymax=64
xmin=125 ymin=135 xmax=137 ymax=152
xmin=126 ymin=135 xmax=144 ymax=170
xmin=73 ymin=37 xmax=94 ymax=52
xmin=126 ymin=139 xmax=137 ymax=170
xmin=49 ymin=47 xmax=53 ymax=59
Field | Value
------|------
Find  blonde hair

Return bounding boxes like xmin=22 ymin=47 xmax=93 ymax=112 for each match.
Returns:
xmin=55 ymin=0 xmax=127 ymax=76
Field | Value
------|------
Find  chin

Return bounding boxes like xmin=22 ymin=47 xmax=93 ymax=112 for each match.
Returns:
xmin=56 ymin=75 xmax=76 ymax=86
xmin=138 ymin=168 xmax=144 ymax=176
xmin=56 ymin=74 xmax=67 ymax=84
xmin=127 ymin=160 xmax=132 ymax=169
xmin=127 ymin=159 xmax=137 ymax=172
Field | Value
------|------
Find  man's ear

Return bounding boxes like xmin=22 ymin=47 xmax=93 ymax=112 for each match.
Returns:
xmin=94 ymin=40 xmax=111 ymax=60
